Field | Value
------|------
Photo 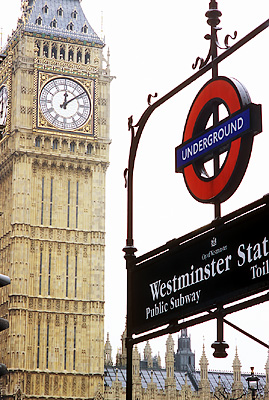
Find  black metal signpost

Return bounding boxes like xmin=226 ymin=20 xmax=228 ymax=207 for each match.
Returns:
xmin=123 ymin=2 xmax=269 ymax=400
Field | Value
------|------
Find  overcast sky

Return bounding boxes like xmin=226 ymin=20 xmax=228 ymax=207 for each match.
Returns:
xmin=1 ymin=0 xmax=269 ymax=375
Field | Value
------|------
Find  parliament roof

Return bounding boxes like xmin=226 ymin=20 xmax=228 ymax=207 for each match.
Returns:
xmin=23 ymin=0 xmax=103 ymax=46
xmin=104 ymin=365 xmax=266 ymax=394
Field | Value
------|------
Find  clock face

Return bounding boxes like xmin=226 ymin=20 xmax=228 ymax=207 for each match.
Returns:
xmin=0 ymin=85 xmax=8 ymax=127
xmin=39 ymin=77 xmax=92 ymax=130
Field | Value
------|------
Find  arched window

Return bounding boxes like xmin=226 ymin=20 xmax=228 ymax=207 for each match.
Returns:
xmin=57 ymin=7 xmax=63 ymax=17
xmin=60 ymin=46 xmax=65 ymax=60
xmin=43 ymin=44 xmax=49 ymax=57
xmin=85 ymin=51 xmax=90 ymax=64
xmin=71 ymin=10 xmax=78 ymax=19
xmin=77 ymin=50 xmax=82 ymax=63
xmin=42 ymin=4 xmax=49 ymax=14
xmin=35 ymin=137 xmax=41 ymax=147
xmin=50 ymin=19 xmax=57 ymax=28
xmin=81 ymin=24 xmax=88 ymax=34
xmin=36 ymin=16 xmax=42 ymax=26
xmin=68 ymin=48 xmax=74 ymax=61
xmin=51 ymin=45 xmax=57 ymax=59
xmin=52 ymin=139 xmax=58 ymax=150
xmin=67 ymin=22 xmax=74 ymax=31
xmin=86 ymin=144 xmax=92 ymax=155
xmin=70 ymin=142 xmax=75 ymax=152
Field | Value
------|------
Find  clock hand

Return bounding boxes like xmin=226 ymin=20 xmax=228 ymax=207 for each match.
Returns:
xmin=62 ymin=92 xmax=84 ymax=108
xmin=60 ymin=92 xmax=69 ymax=109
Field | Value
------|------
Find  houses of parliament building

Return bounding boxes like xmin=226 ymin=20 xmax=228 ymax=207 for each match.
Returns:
xmin=104 ymin=328 xmax=269 ymax=400
xmin=0 ymin=1 xmax=268 ymax=400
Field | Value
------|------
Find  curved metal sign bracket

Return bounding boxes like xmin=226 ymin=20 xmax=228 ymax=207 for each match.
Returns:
xmin=123 ymin=2 xmax=269 ymax=398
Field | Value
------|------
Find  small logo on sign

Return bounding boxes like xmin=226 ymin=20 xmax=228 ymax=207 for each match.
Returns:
xmin=211 ymin=237 xmax=217 ymax=247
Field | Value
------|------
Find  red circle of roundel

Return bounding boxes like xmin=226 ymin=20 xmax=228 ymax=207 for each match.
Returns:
xmin=182 ymin=76 xmax=253 ymax=203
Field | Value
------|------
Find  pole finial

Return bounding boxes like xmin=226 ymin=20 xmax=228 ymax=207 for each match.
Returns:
xmin=206 ymin=0 xmax=222 ymax=27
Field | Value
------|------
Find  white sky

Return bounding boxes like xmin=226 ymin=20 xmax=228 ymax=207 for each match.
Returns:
xmin=1 ymin=0 xmax=269 ymax=376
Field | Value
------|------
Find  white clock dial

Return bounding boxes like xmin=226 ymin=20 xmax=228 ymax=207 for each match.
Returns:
xmin=39 ymin=77 xmax=92 ymax=130
xmin=0 ymin=85 xmax=8 ymax=127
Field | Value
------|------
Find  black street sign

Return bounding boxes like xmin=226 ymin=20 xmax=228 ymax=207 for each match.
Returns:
xmin=130 ymin=203 xmax=269 ymax=335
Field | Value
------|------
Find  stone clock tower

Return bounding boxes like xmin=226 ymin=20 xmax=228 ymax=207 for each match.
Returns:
xmin=0 ymin=1 xmax=112 ymax=399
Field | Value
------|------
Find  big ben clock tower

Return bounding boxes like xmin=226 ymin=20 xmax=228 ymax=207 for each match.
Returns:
xmin=0 ymin=1 xmax=112 ymax=400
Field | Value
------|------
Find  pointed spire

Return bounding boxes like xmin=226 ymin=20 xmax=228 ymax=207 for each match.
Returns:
xmin=232 ymin=347 xmax=243 ymax=395
xmin=132 ymin=345 xmax=141 ymax=379
xmin=199 ymin=344 xmax=210 ymax=394
xmin=166 ymin=334 xmax=174 ymax=354
xmin=132 ymin=345 xmax=142 ymax=396
xmin=165 ymin=334 xmax=176 ymax=389
xmin=199 ymin=344 xmax=209 ymax=371
xmin=104 ymin=332 xmax=113 ymax=366
xmin=144 ymin=341 xmax=153 ymax=368
xmin=233 ymin=346 xmax=241 ymax=373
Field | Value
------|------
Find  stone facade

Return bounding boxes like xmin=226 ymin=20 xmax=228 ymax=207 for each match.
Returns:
xmin=0 ymin=1 xmax=112 ymax=399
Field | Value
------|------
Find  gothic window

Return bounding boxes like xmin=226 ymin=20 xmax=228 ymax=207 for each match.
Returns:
xmin=48 ymin=253 xmax=51 ymax=295
xmin=52 ymin=139 xmax=58 ymax=149
xmin=35 ymin=137 xmax=41 ymax=147
xmin=68 ymin=48 xmax=74 ymax=61
xmin=67 ymin=22 xmax=74 ymax=31
xmin=42 ymin=4 xmax=49 ymax=14
xmin=51 ymin=44 xmax=57 ymax=59
xmin=50 ymin=178 xmax=53 ymax=225
xmin=77 ymin=49 xmax=82 ymax=62
xmin=71 ymin=10 xmax=78 ymax=19
xmin=85 ymin=50 xmax=90 ymax=64
xmin=64 ymin=325 xmax=67 ymax=369
xmin=73 ymin=325 xmax=77 ymax=370
xmin=60 ymin=45 xmax=65 ymax=59
xmin=75 ymin=255 xmax=78 ymax=298
xmin=50 ymin=18 xmax=57 ymax=28
xmin=66 ymin=254 xmax=69 ymax=297
xmin=82 ymin=24 xmax=88 ymax=34
xmin=43 ymin=44 xmax=49 ymax=57
xmin=86 ymin=143 xmax=92 ymax=154
xmin=36 ymin=16 xmax=42 ymax=26
xmin=70 ymin=141 xmax=75 ymax=152
xmin=37 ymin=323 xmax=41 ymax=368
xmin=39 ymin=252 xmax=43 ymax=295
xmin=67 ymin=180 xmax=70 ymax=227
xmin=46 ymin=324 xmax=49 ymax=368
xmin=57 ymin=7 xmax=63 ymax=17
xmin=76 ymin=181 xmax=79 ymax=229
xmin=41 ymin=177 xmax=44 ymax=225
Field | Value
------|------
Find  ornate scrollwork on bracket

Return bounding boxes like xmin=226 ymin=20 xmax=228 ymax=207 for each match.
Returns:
xmin=147 ymin=92 xmax=158 ymax=106
xmin=128 ymin=115 xmax=135 ymax=139
xmin=192 ymin=0 xmax=237 ymax=70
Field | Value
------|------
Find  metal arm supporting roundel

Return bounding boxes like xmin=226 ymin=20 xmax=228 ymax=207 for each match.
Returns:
xmin=123 ymin=5 xmax=269 ymax=399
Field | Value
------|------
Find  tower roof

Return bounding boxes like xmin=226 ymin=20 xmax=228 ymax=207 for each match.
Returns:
xmin=23 ymin=0 xmax=103 ymax=46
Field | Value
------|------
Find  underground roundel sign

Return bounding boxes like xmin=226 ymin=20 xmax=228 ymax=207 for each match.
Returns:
xmin=175 ymin=76 xmax=262 ymax=203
